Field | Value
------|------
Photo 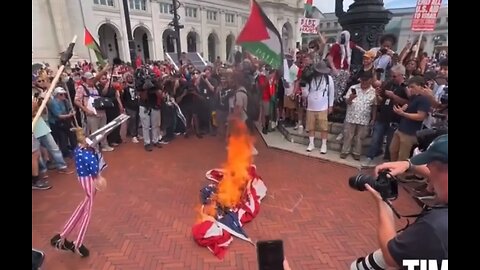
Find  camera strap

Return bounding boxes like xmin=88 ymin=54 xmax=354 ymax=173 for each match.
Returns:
xmin=385 ymin=200 xmax=448 ymax=233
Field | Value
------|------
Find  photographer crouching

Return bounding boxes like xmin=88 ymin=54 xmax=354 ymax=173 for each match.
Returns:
xmin=349 ymin=134 xmax=448 ymax=270
xmin=136 ymin=69 xmax=163 ymax=152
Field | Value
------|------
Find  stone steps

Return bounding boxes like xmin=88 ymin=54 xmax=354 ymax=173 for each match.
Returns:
xmin=276 ymin=122 xmax=372 ymax=154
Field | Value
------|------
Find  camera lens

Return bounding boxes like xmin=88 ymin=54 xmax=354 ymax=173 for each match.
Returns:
xmin=348 ymin=174 xmax=376 ymax=192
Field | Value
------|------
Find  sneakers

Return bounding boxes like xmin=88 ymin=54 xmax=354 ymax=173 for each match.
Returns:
xmin=153 ymin=142 xmax=162 ymax=148
xmin=101 ymin=146 xmax=114 ymax=152
xmin=32 ymin=180 xmax=52 ymax=190
xmin=320 ymin=143 xmax=327 ymax=154
xmin=132 ymin=137 xmax=139 ymax=143
xmin=361 ymin=158 xmax=374 ymax=168
xmin=144 ymin=144 xmax=153 ymax=152
xmin=306 ymin=143 xmax=314 ymax=152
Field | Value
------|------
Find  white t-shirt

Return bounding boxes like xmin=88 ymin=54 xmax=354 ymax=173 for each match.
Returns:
xmin=301 ymin=75 xmax=335 ymax=112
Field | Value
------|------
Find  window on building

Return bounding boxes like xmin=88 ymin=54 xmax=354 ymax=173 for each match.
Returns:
xmin=94 ymin=0 xmax=114 ymax=7
xmin=207 ymin=10 xmax=218 ymax=21
xmin=326 ymin=22 xmax=331 ymax=28
xmin=159 ymin=3 xmax=173 ymax=14
xmin=129 ymin=0 xmax=146 ymax=11
xmin=185 ymin=7 xmax=198 ymax=18
xmin=319 ymin=23 xmax=323 ymax=28
xmin=334 ymin=22 xmax=338 ymax=27
xmin=225 ymin=13 xmax=235 ymax=24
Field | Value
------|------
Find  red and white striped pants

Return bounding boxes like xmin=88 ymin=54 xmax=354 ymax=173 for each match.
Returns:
xmin=59 ymin=177 xmax=96 ymax=247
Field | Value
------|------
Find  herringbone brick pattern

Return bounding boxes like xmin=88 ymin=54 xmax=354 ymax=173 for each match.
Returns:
xmin=32 ymin=135 xmax=420 ymax=270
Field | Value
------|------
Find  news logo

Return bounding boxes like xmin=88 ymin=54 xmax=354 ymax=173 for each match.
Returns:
xmin=403 ymin=259 xmax=448 ymax=270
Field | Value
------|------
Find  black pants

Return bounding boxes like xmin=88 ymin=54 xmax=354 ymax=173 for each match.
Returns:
xmin=161 ymin=105 xmax=175 ymax=139
xmin=106 ymin=106 xmax=122 ymax=144
xmin=51 ymin=121 xmax=76 ymax=157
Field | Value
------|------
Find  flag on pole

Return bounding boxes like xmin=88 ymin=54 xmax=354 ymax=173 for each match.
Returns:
xmin=84 ymin=27 xmax=107 ymax=65
xmin=305 ymin=0 xmax=314 ymax=15
xmin=236 ymin=0 xmax=284 ymax=69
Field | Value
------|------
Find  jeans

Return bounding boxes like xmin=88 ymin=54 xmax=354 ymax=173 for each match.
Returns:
xmin=366 ymin=121 xmax=395 ymax=160
xmin=37 ymin=133 xmax=67 ymax=173
xmin=139 ymin=106 xmax=161 ymax=145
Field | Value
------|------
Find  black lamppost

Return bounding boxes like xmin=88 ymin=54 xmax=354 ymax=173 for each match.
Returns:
xmin=170 ymin=0 xmax=184 ymax=62
xmin=121 ymin=0 xmax=136 ymax=65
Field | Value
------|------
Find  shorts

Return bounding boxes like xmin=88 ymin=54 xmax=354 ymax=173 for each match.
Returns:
xmin=32 ymin=134 xmax=40 ymax=153
xmin=284 ymin=96 xmax=296 ymax=109
xmin=306 ymin=110 xmax=329 ymax=132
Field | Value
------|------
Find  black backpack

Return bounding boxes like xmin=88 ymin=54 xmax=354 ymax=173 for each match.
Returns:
xmin=236 ymin=87 xmax=260 ymax=121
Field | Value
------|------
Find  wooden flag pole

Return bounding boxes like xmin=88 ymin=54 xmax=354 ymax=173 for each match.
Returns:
xmin=414 ymin=31 xmax=423 ymax=59
xmin=32 ymin=35 xmax=77 ymax=132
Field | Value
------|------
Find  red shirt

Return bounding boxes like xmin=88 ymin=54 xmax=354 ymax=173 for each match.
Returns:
xmin=329 ymin=41 xmax=356 ymax=70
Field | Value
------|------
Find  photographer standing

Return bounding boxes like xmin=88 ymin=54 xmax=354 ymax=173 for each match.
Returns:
xmin=350 ymin=134 xmax=448 ymax=270
xmin=138 ymin=79 xmax=162 ymax=152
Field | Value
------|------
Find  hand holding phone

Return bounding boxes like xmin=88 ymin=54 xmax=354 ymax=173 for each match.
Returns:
xmin=257 ymin=240 xmax=284 ymax=270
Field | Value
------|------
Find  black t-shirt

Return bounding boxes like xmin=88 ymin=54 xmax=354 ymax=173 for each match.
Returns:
xmin=174 ymin=82 xmax=196 ymax=109
xmin=377 ymin=81 xmax=408 ymax=124
xmin=388 ymin=207 xmax=448 ymax=269
xmin=198 ymin=77 xmax=218 ymax=100
xmin=398 ymin=94 xmax=431 ymax=136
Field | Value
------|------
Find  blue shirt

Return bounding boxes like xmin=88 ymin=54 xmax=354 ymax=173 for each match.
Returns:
xmin=398 ymin=95 xmax=431 ymax=136
xmin=74 ymin=147 xmax=100 ymax=177
xmin=48 ymin=98 xmax=69 ymax=125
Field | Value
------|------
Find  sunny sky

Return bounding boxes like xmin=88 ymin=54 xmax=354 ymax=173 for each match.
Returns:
xmin=314 ymin=0 xmax=449 ymax=13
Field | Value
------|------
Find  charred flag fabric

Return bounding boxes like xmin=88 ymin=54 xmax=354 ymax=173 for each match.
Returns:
xmin=192 ymin=165 xmax=267 ymax=259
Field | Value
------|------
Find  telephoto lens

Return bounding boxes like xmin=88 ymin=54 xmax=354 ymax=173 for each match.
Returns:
xmin=349 ymin=174 xmax=376 ymax=192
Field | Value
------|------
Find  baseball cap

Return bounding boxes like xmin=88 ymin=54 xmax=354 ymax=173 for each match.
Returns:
xmin=410 ymin=134 xmax=448 ymax=165
xmin=53 ymin=87 xmax=67 ymax=96
xmin=83 ymin=72 xmax=94 ymax=80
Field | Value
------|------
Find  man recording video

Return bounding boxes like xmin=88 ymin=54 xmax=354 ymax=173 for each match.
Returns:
xmin=350 ymin=134 xmax=448 ymax=270
xmin=137 ymin=76 xmax=162 ymax=152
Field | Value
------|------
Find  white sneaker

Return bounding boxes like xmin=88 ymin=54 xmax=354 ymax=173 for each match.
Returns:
xmin=101 ymin=146 xmax=114 ymax=152
xmin=293 ymin=123 xmax=300 ymax=130
xmin=306 ymin=143 xmax=314 ymax=152
xmin=132 ymin=137 xmax=139 ymax=143
xmin=297 ymin=125 xmax=304 ymax=134
xmin=361 ymin=158 xmax=374 ymax=168
xmin=320 ymin=143 xmax=327 ymax=154
xmin=336 ymin=133 xmax=343 ymax=141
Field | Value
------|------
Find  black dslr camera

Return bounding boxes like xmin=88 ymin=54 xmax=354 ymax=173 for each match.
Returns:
xmin=134 ymin=66 xmax=156 ymax=92
xmin=349 ymin=170 xmax=398 ymax=200
xmin=299 ymin=64 xmax=317 ymax=87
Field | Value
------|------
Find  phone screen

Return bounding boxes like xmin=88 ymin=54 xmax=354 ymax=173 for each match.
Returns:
xmin=257 ymin=240 xmax=284 ymax=270
xmin=351 ymin=88 xmax=356 ymax=95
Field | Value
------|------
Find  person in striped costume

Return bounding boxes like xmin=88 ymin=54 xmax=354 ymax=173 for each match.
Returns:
xmin=50 ymin=127 xmax=107 ymax=257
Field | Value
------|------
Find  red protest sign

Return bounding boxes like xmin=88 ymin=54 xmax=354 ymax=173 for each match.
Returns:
xmin=411 ymin=0 xmax=442 ymax=32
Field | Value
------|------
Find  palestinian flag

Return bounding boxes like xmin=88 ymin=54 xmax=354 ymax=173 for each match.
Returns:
xmin=236 ymin=0 xmax=283 ymax=69
xmin=84 ymin=27 xmax=107 ymax=65
xmin=305 ymin=0 xmax=313 ymax=15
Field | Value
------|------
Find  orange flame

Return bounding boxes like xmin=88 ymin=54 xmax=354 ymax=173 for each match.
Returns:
xmin=194 ymin=119 xmax=253 ymax=224
xmin=217 ymin=120 xmax=253 ymax=209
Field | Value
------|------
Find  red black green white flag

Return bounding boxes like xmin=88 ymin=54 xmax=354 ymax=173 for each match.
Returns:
xmin=305 ymin=0 xmax=313 ymax=14
xmin=236 ymin=0 xmax=284 ymax=69
xmin=84 ymin=27 xmax=107 ymax=65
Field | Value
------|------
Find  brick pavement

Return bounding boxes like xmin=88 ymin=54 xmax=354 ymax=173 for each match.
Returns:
xmin=32 ymin=134 xmax=420 ymax=270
